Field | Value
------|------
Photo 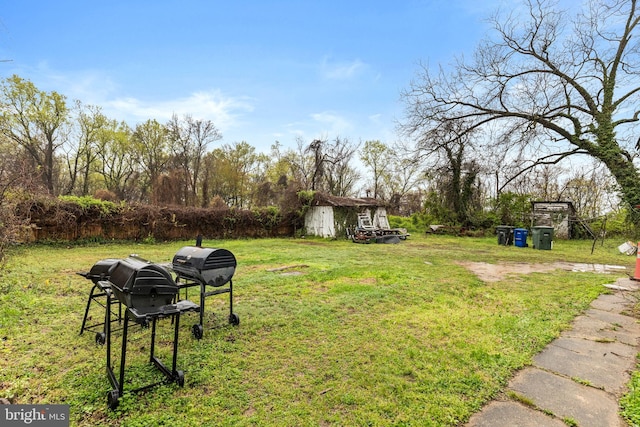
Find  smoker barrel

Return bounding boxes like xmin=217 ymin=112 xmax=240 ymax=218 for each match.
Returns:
xmin=107 ymin=257 xmax=178 ymax=312
xmin=78 ymin=258 xmax=123 ymax=340
xmin=172 ymin=246 xmax=236 ymax=287
xmin=78 ymin=258 xmax=120 ymax=284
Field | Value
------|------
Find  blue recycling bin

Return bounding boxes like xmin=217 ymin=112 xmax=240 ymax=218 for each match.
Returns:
xmin=514 ymin=228 xmax=528 ymax=247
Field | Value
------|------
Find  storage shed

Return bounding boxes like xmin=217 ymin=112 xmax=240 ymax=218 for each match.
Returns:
xmin=531 ymin=201 xmax=576 ymax=239
xmin=304 ymin=193 xmax=389 ymax=238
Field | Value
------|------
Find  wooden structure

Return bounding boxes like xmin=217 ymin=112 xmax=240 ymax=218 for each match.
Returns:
xmin=530 ymin=201 xmax=577 ymax=239
xmin=304 ymin=193 xmax=389 ymax=239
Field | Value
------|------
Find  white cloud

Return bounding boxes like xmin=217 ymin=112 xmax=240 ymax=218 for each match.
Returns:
xmin=104 ymin=90 xmax=254 ymax=131
xmin=310 ymin=111 xmax=352 ymax=135
xmin=368 ymin=113 xmax=382 ymax=123
xmin=278 ymin=111 xmax=353 ymax=143
xmin=320 ymin=57 xmax=368 ymax=80
xmin=17 ymin=66 xmax=255 ymax=137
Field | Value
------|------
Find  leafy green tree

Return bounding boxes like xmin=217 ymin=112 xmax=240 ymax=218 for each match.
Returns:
xmin=95 ymin=120 xmax=138 ymax=200
xmin=493 ymin=191 xmax=532 ymax=227
xmin=264 ymin=141 xmax=297 ymax=188
xmin=204 ymin=141 xmax=259 ymax=208
xmin=360 ymin=140 xmax=392 ymax=199
xmin=132 ymin=119 xmax=170 ymax=203
xmin=63 ymin=101 xmax=110 ymax=196
xmin=0 ymin=75 xmax=69 ymax=194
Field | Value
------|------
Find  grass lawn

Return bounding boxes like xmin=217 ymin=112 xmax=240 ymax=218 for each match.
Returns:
xmin=0 ymin=234 xmax=637 ymax=426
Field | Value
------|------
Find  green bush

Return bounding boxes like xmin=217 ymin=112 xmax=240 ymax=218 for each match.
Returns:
xmin=58 ymin=195 xmax=120 ymax=216
xmin=592 ymin=209 xmax=638 ymax=239
xmin=388 ymin=215 xmax=420 ymax=233
xmin=252 ymin=206 xmax=281 ymax=230
xmin=492 ymin=192 xmax=532 ymax=228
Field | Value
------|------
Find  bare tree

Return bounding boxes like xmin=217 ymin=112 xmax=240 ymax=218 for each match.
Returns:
xmin=300 ymin=137 xmax=360 ymax=196
xmin=322 ymin=137 xmax=361 ymax=197
xmin=306 ymin=139 xmax=326 ymax=191
xmin=287 ymin=136 xmax=316 ymax=190
xmin=402 ymin=0 xmax=640 ymax=222
xmin=384 ymin=156 xmax=426 ymax=214
xmin=166 ymin=114 xmax=222 ymax=206
xmin=401 ymin=115 xmax=483 ymax=224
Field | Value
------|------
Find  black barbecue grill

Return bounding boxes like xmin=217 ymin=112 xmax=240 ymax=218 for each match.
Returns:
xmin=78 ymin=245 xmax=240 ymax=408
xmin=108 ymin=256 xmax=178 ymax=312
xmin=172 ymin=246 xmax=236 ymax=286
xmin=95 ymin=256 xmax=199 ymax=410
xmin=172 ymin=246 xmax=239 ymax=339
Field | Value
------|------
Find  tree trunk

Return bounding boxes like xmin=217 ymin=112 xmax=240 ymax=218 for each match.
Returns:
xmin=601 ymin=154 xmax=640 ymax=223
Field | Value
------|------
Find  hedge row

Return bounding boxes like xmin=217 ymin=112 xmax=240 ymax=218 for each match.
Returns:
xmin=17 ymin=199 xmax=299 ymax=242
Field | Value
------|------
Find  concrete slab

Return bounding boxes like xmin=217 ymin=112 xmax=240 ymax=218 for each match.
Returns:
xmin=563 ymin=314 xmax=639 ymax=346
xmin=533 ymin=336 xmax=636 ymax=393
xmin=508 ymin=367 xmax=627 ymax=427
xmin=583 ymin=308 xmax=640 ymax=334
xmin=616 ymin=278 xmax=640 ymax=291
xmin=466 ymin=401 xmax=566 ymax=427
xmin=464 ymin=284 xmax=640 ymax=427
xmin=568 ymin=263 xmax=628 ymax=274
xmin=591 ymin=292 xmax=638 ymax=314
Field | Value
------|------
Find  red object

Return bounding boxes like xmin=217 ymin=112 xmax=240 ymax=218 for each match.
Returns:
xmin=633 ymin=242 xmax=640 ymax=281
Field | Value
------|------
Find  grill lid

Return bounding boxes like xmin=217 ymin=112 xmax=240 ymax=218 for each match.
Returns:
xmin=172 ymin=246 xmax=236 ymax=287
xmin=107 ymin=256 xmax=178 ymax=310
xmin=78 ymin=258 xmax=120 ymax=284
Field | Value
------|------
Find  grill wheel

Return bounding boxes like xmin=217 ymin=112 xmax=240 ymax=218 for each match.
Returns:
xmin=95 ymin=332 xmax=106 ymax=346
xmin=229 ymin=313 xmax=240 ymax=325
xmin=107 ymin=390 xmax=119 ymax=410
xmin=191 ymin=324 xmax=204 ymax=340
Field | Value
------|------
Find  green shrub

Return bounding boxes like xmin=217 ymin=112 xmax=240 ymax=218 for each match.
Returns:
xmin=58 ymin=195 xmax=120 ymax=216
xmin=252 ymin=206 xmax=281 ymax=229
xmin=388 ymin=215 xmax=420 ymax=233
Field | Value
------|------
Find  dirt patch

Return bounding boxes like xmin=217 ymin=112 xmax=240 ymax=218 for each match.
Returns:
xmin=267 ymin=264 xmax=309 ymax=276
xmin=456 ymin=261 xmax=629 ymax=283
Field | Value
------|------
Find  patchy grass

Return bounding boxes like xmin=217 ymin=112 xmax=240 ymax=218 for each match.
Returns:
xmin=621 ymin=362 xmax=640 ymax=426
xmin=0 ymin=235 xmax=634 ymax=426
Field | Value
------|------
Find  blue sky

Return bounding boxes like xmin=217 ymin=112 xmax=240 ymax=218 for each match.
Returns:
xmin=0 ymin=1 xmax=499 ymax=153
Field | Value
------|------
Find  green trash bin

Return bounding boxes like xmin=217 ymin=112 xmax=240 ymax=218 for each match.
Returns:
xmin=496 ymin=226 xmax=514 ymax=245
xmin=532 ymin=226 xmax=553 ymax=250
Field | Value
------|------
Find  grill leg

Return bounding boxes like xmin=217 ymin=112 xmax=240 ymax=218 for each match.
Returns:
xmin=172 ymin=313 xmax=180 ymax=373
xmin=228 ymin=280 xmax=239 ymax=325
xmin=228 ymin=280 xmax=233 ymax=316
xmin=150 ymin=317 xmax=156 ymax=363
xmin=118 ymin=314 xmax=129 ymax=396
xmin=199 ymin=284 xmax=205 ymax=327
xmin=80 ymin=283 xmax=99 ymax=335
xmin=105 ymin=290 xmax=114 ymax=371
xmin=148 ymin=314 xmax=183 ymax=385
